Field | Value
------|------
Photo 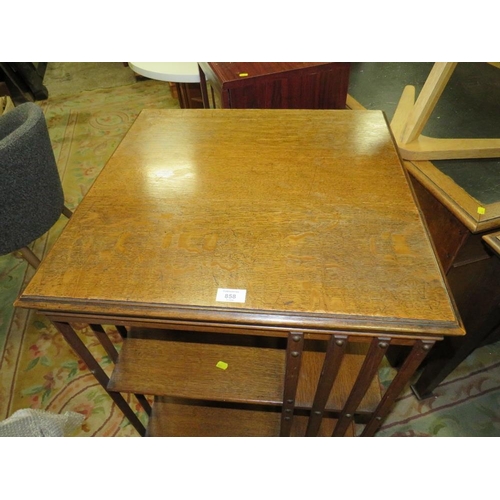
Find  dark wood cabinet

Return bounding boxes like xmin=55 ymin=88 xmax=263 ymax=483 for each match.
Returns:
xmin=198 ymin=62 xmax=351 ymax=109
xmin=403 ymin=170 xmax=500 ymax=399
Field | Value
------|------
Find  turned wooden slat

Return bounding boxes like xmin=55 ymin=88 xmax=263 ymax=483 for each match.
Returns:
xmin=280 ymin=331 xmax=304 ymax=437
xmin=332 ymin=337 xmax=390 ymax=437
xmin=305 ymin=335 xmax=347 ymax=436
xmin=299 ymin=342 xmax=382 ymax=414
xmin=115 ymin=325 xmax=128 ymax=338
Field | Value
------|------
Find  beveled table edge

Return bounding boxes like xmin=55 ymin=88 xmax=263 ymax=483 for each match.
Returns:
xmin=15 ymin=295 xmax=465 ymax=338
xmin=406 ymin=161 xmax=500 ymax=234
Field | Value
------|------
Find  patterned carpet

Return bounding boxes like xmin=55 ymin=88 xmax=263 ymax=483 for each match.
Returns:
xmin=1 ymin=64 xmax=500 ymax=436
xmin=376 ymin=342 xmax=500 ymax=436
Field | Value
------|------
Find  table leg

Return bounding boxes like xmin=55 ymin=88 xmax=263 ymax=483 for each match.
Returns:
xmin=411 ymin=323 xmax=499 ymax=400
xmin=412 ymin=247 xmax=500 ymax=399
xmin=52 ymin=321 xmax=146 ymax=436
xmin=89 ymin=324 xmax=152 ymax=416
xmin=175 ymin=83 xmax=186 ymax=108
xmin=198 ymin=64 xmax=210 ymax=108
xmin=362 ymin=339 xmax=435 ymax=436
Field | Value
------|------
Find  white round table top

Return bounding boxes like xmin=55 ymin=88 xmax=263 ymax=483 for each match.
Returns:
xmin=128 ymin=62 xmax=200 ymax=83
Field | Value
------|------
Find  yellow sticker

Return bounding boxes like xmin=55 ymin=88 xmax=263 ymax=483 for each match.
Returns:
xmin=216 ymin=361 xmax=228 ymax=370
xmin=238 ymin=72 xmax=249 ymax=77
xmin=477 ymin=206 xmax=486 ymax=215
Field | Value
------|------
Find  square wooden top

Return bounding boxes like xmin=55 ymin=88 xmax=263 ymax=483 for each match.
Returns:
xmin=17 ymin=109 xmax=463 ymax=337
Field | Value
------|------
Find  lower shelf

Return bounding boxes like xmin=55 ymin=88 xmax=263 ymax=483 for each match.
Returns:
xmin=108 ymin=329 xmax=389 ymax=436
xmin=147 ymin=397 xmax=355 ymax=437
xmin=108 ymin=337 xmax=382 ymax=413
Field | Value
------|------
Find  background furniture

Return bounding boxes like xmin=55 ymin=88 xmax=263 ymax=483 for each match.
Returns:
xmin=391 ymin=64 xmax=500 ymax=397
xmin=391 ymin=62 xmax=500 ymax=160
xmin=16 ymin=109 xmax=463 ymax=437
xmin=128 ymin=62 xmax=203 ymax=108
xmin=483 ymin=231 xmax=500 ymax=255
xmin=0 ymin=102 xmax=72 ymax=268
xmin=347 ymin=62 xmax=500 ymax=397
xmin=198 ymin=62 xmax=351 ymax=109
xmin=400 ymin=160 xmax=500 ymax=398
xmin=0 ymin=63 xmax=48 ymax=104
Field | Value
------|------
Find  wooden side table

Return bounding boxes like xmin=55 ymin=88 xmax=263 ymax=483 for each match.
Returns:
xmin=198 ymin=62 xmax=351 ymax=109
xmin=16 ymin=109 xmax=463 ymax=437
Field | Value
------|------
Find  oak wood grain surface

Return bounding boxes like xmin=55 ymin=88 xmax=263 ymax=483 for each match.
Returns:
xmin=108 ymin=338 xmax=381 ymax=412
xmin=147 ymin=398 xmax=355 ymax=437
xmin=17 ymin=109 xmax=462 ymax=337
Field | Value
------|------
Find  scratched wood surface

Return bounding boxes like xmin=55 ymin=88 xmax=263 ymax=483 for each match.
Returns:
xmin=17 ymin=109 xmax=462 ymax=336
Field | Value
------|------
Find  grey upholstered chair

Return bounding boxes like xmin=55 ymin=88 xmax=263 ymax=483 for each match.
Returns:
xmin=0 ymin=102 xmax=72 ymax=268
xmin=0 ymin=102 xmax=131 ymax=344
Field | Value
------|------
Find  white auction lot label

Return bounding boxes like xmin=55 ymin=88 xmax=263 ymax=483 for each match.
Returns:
xmin=216 ymin=288 xmax=247 ymax=303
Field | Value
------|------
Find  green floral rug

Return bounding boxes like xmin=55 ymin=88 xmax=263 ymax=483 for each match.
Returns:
xmin=376 ymin=340 xmax=500 ymax=436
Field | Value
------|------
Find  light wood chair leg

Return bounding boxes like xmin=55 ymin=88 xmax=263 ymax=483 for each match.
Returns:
xmin=62 ymin=205 xmax=73 ymax=219
xmin=400 ymin=62 xmax=457 ymax=145
xmin=19 ymin=246 xmax=41 ymax=268
xmin=18 ymin=205 xmax=72 ymax=269
xmin=390 ymin=85 xmax=416 ymax=141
